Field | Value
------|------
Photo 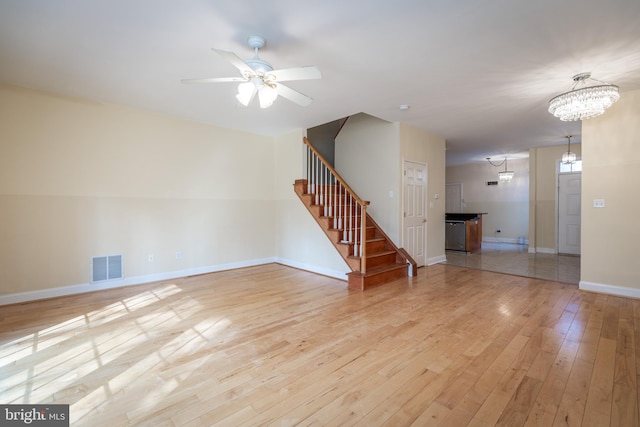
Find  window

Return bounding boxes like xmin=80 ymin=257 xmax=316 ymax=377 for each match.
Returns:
xmin=559 ymin=159 xmax=582 ymax=173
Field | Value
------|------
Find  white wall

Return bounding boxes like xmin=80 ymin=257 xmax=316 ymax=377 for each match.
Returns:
xmin=446 ymin=158 xmax=529 ymax=243
xmin=580 ymin=88 xmax=640 ymax=297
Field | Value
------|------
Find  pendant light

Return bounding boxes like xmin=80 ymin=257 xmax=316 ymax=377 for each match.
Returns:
xmin=486 ymin=157 xmax=515 ymax=182
xmin=562 ymin=135 xmax=577 ymax=164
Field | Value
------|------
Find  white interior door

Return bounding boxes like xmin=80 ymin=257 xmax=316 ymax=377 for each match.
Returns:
xmin=403 ymin=160 xmax=427 ymax=267
xmin=558 ymin=172 xmax=581 ymax=255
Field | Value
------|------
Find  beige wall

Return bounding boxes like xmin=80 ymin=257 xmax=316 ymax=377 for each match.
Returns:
xmin=335 ymin=113 xmax=401 ymax=243
xmin=0 ymin=84 xmax=352 ymax=302
xmin=399 ymin=123 xmax=447 ymax=264
xmin=273 ymin=130 xmax=349 ymax=277
xmin=581 ymin=89 xmax=640 ymax=295
xmin=446 ymin=158 xmax=529 ymax=243
xmin=0 ymin=84 xmax=277 ymax=297
xmin=334 ymin=114 xmax=447 ymax=263
xmin=528 ymin=143 xmax=582 ymax=252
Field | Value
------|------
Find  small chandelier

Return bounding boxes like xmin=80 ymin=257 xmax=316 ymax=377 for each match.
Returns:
xmin=487 ymin=157 xmax=515 ymax=182
xmin=562 ymin=135 xmax=577 ymax=164
xmin=548 ymin=72 xmax=620 ymax=121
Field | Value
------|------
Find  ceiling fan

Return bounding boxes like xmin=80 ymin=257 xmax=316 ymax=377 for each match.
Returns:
xmin=182 ymin=35 xmax=321 ymax=108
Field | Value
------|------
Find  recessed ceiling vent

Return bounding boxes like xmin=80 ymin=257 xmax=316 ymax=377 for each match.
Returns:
xmin=92 ymin=254 xmax=123 ymax=283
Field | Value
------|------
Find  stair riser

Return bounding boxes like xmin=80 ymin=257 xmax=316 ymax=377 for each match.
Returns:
xmin=366 ymin=253 xmax=398 ymax=268
xmin=367 ymin=240 xmax=386 ymax=252
xmin=347 ymin=265 xmax=408 ymax=290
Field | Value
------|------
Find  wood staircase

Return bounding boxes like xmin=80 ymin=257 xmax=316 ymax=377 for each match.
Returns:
xmin=294 ymin=138 xmax=416 ymax=290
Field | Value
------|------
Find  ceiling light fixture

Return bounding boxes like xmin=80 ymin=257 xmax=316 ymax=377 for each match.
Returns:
xmin=548 ymin=72 xmax=620 ymax=121
xmin=562 ymin=135 xmax=577 ymax=164
xmin=487 ymin=157 xmax=515 ymax=182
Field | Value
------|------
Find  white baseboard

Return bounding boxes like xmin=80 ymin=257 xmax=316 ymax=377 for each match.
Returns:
xmin=483 ymin=237 xmax=520 ymax=244
xmin=0 ymin=257 xmax=277 ymax=306
xmin=428 ymin=255 xmax=447 ymax=266
xmin=534 ymin=247 xmax=557 ymax=254
xmin=579 ymin=280 xmax=640 ymax=299
xmin=274 ymin=258 xmax=348 ymax=281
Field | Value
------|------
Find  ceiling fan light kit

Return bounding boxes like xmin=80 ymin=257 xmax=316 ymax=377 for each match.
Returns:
xmin=182 ymin=35 xmax=321 ymax=109
xmin=548 ymin=72 xmax=620 ymax=121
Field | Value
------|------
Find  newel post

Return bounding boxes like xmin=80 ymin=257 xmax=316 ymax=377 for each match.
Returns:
xmin=360 ymin=203 xmax=367 ymax=274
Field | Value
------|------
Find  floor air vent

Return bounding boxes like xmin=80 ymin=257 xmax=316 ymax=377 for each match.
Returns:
xmin=92 ymin=254 xmax=123 ymax=283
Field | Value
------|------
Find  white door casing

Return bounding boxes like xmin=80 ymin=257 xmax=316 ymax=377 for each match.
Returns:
xmin=403 ymin=160 xmax=427 ymax=267
xmin=558 ymin=172 xmax=581 ymax=255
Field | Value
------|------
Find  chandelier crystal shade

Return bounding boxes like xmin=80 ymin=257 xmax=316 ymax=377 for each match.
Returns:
xmin=498 ymin=170 xmax=515 ymax=182
xmin=548 ymin=73 xmax=620 ymax=121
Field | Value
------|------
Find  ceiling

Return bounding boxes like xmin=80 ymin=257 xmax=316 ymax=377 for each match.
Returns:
xmin=1 ymin=0 xmax=639 ymax=166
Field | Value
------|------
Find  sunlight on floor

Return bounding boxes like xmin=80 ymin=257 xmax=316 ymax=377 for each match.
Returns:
xmin=0 ymin=281 xmax=235 ymax=421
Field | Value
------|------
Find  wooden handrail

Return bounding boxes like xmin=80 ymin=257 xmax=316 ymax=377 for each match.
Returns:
xmin=303 ymin=137 xmax=369 ymax=206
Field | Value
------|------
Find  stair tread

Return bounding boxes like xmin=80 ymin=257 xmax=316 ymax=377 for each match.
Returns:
xmin=367 ymin=250 xmax=397 ymax=257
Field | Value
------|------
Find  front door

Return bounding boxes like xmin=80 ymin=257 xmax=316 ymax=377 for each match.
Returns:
xmin=558 ymin=172 xmax=581 ymax=254
xmin=403 ymin=160 xmax=427 ymax=267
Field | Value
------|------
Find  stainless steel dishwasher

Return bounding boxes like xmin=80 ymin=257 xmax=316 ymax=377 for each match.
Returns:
xmin=445 ymin=220 xmax=466 ymax=251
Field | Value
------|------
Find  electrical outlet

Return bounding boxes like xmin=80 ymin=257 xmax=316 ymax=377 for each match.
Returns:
xmin=148 ymin=254 xmax=154 ymax=262
xmin=176 ymin=251 xmax=182 ymax=260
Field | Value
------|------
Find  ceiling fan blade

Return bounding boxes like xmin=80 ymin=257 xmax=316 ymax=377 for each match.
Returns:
xmin=181 ymin=77 xmax=247 ymax=84
xmin=275 ymin=83 xmax=313 ymax=107
xmin=269 ymin=66 xmax=321 ymax=82
xmin=212 ymin=48 xmax=256 ymax=77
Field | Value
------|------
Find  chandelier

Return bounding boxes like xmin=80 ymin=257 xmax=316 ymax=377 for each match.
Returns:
xmin=562 ymin=135 xmax=576 ymax=164
xmin=486 ymin=157 xmax=515 ymax=182
xmin=548 ymin=72 xmax=620 ymax=121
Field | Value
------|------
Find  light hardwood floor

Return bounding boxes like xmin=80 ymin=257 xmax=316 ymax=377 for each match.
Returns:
xmin=1 ymin=263 xmax=636 ymax=426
